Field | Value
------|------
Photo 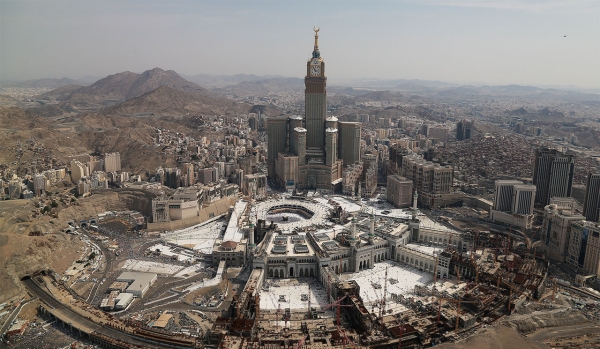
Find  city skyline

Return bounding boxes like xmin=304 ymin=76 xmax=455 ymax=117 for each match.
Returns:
xmin=1 ymin=0 xmax=599 ymax=89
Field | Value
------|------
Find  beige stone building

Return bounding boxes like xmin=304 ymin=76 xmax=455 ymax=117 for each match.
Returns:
xmin=387 ymin=175 xmax=413 ymax=208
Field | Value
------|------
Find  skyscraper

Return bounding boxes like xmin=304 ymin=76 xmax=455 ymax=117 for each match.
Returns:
xmin=490 ymin=180 xmax=536 ymax=229
xmin=337 ymin=121 xmax=361 ymax=167
xmin=305 ymin=29 xmax=327 ymax=148
xmin=583 ymin=172 xmax=600 ymax=222
xmin=533 ymin=147 xmax=575 ymax=206
xmin=266 ymin=117 xmax=288 ymax=178
xmin=492 ymin=180 xmax=523 ymax=212
xmin=267 ymin=29 xmax=344 ymax=190
xmin=456 ymin=120 xmax=472 ymax=141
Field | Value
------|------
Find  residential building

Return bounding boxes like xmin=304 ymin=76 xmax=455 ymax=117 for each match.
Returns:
xmin=104 ymin=152 xmax=121 ymax=173
xmin=387 ymin=175 xmax=413 ymax=208
xmin=33 ymin=174 xmax=47 ymax=197
xmin=400 ymin=154 xmax=456 ymax=207
xmin=243 ymin=173 xmax=267 ymax=200
xmin=541 ymin=199 xmax=585 ymax=262
xmin=567 ymin=221 xmax=600 ymax=277
xmin=70 ymin=160 xmax=87 ymax=183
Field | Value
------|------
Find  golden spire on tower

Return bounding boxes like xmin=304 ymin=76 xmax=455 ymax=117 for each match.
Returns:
xmin=312 ymin=27 xmax=321 ymax=58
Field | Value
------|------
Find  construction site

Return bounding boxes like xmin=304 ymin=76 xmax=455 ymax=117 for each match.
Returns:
xmin=9 ymin=194 xmax=600 ymax=348
xmin=210 ymin=229 xmax=556 ymax=349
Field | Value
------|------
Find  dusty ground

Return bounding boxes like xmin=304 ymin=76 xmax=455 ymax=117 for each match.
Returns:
xmin=436 ymin=324 xmax=544 ymax=349
xmin=0 ymin=190 xmax=154 ymax=304
xmin=181 ymin=279 xmax=228 ymax=305
xmin=0 ymin=199 xmax=86 ymax=303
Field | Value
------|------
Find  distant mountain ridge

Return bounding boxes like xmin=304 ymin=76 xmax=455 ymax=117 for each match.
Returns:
xmin=37 ymin=68 xmax=207 ymax=109
xmin=183 ymin=73 xmax=285 ymax=88
xmin=212 ymin=77 xmax=304 ymax=96
xmin=0 ymin=77 xmax=84 ymax=88
xmin=75 ymin=68 xmax=205 ymax=100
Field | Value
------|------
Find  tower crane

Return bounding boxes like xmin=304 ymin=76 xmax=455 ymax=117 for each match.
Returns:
xmin=396 ymin=318 xmax=405 ymax=349
xmin=323 ymin=296 xmax=353 ymax=326
xmin=436 ymin=296 xmax=479 ymax=332
xmin=295 ymin=334 xmax=308 ymax=349
xmin=277 ymin=303 xmax=282 ymax=328
xmin=336 ymin=326 xmax=358 ymax=349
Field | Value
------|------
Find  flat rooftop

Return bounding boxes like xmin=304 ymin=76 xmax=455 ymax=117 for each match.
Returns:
xmin=339 ymin=260 xmax=433 ymax=314
xmin=259 ymin=278 xmax=333 ymax=312
xmin=116 ymin=271 xmax=157 ymax=293
xmin=266 ymin=231 xmax=316 ymax=257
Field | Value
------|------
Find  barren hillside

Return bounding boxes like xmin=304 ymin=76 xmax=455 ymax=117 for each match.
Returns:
xmin=104 ymin=85 xmax=250 ymax=116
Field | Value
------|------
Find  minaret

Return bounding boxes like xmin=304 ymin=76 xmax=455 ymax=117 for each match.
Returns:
xmin=248 ymin=218 xmax=256 ymax=253
xmin=411 ymin=190 xmax=419 ymax=220
xmin=368 ymin=209 xmax=375 ymax=245
xmin=351 ymin=215 xmax=358 ymax=242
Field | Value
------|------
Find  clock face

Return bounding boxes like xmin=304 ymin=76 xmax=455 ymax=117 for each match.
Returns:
xmin=310 ymin=65 xmax=321 ymax=77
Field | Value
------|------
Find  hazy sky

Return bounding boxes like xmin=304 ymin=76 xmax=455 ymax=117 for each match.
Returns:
xmin=1 ymin=0 xmax=599 ymax=88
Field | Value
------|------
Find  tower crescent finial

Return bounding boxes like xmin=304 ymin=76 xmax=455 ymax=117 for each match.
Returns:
xmin=313 ymin=26 xmax=320 ymax=34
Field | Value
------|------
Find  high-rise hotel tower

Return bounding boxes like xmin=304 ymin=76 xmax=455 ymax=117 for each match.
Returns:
xmin=267 ymin=29 xmax=360 ymax=190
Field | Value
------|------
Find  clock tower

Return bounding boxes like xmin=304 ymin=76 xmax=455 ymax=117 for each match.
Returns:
xmin=269 ymin=28 xmax=342 ymax=191
xmin=305 ymin=27 xmax=327 ymax=149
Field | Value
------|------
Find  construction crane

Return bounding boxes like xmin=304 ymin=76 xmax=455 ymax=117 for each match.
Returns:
xmin=336 ymin=326 xmax=358 ymax=349
xmin=396 ymin=318 xmax=404 ymax=349
xmin=498 ymin=279 xmax=537 ymax=314
xmin=277 ymin=303 xmax=282 ymax=328
xmin=454 ymin=265 xmax=461 ymax=283
xmin=295 ymin=334 xmax=308 ymax=349
xmin=436 ymin=297 xmax=479 ymax=332
xmin=324 ymin=296 xmax=353 ymax=326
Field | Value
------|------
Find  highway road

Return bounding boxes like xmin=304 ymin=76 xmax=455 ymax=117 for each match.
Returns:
xmin=0 ymin=297 xmax=36 ymax=339
xmin=22 ymin=276 xmax=189 ymax=348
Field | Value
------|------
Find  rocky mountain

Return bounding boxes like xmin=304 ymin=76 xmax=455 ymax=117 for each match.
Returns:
xmin=37 ymin=68 xmax=207 ymax=109
xmin=104 ymin=85 xmax=250 ymax=116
